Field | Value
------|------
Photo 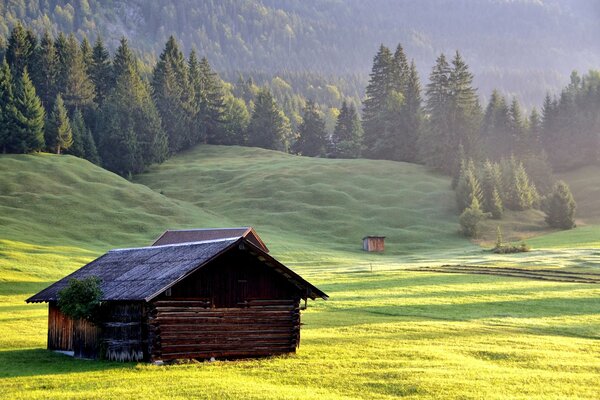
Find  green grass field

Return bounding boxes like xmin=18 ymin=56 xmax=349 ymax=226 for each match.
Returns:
xmin=1 ymin=147 xmax=599 ymax=399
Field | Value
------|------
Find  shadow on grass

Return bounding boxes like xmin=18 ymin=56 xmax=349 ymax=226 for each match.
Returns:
xmin=0 ymin=348 xmax=136 ymax=378
xmin=0 ymin=281 xmax=54 ymax=297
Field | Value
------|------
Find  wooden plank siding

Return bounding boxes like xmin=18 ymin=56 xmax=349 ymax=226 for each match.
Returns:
xmin=149 ymin=299 xmax=301 ymax=360
xmin=48 ymin=302 xmax=73 ymax=351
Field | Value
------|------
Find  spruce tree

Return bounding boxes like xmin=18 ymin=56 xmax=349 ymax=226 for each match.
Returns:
xmin=455 ymin=159 xmax=483 ymax=213
xmin=68 ymin=108 xmax=86 ymax=158
xmin=31 ymin=31 xmax=58 ymax=109
xmin=62 ymin=35 xmax=95 ymax=111
xmin=54 ymin=32 xmax=72 ymax=92
xmin=195 ymin=55 xmax=226 ymax=145
xmin=292 ymin=100 xmax=328 ymax=157
xmin=459 ymin=197 xmax=487 ymax=238
xmin=152 ymin=36 xmax=194 ymax=152
xmin=0 ymin=60 xmax=18 ymax=153
xmin=479 ymin=160 xmax=504 ymax=219
xmin=421 ymin=53 xmax=451 ymax=170
xmin=544 ymin=180 xmax=576 ymax=229
xmin=46 ymin=94 xmax=72 ymax=154
xmin=13 ymin=68 xmax=45 ymax=153
xmin=6 ymin=23 xmax=34 ymax=77
xmin=362 ymin=45 xmax=394 ymax=154
xmin=98 ymin=47 xmax=167 ymax=176
xmin=399 ymin=61 xmax=423 ymax=163
xmin=501 ymin=156 xmax=537 ymax=211
xmin=482 ymin=89 xmax=510 ymax=159
xmin=89 ymin=36 xmax=113 ymax=105
xmin=246 ymin=88 xmax=291 ymax=151
xmin=447 ymin=51 xmax=481 ymax=169
xmin=69 ymin=108 xmax=100 ymax=164
xmin=80 ymin=37 xmax=93 ymax=71
xmin=331 ymin=101 xmax=362 ymax=158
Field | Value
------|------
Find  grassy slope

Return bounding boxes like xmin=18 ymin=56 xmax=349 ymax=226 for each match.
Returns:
xmin=135 ymin=145 xmax=468 ymax=261
xmin=0 ymin=149 xmax=599 ymax=399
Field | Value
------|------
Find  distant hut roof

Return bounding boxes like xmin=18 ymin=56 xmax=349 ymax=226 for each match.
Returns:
xmin=362 ymin=236 xmax=386 ymax=240
xmin=152 ymin=227 xmax=269 ymax=252
xmin=27 ymin=237 xmax=327 ymax=303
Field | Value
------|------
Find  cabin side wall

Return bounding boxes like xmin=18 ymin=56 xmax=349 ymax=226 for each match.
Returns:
xmin=48 ymin=302 xmax=73 ymax=351
xmin=102 ymin=302 xmax=147 ymax=362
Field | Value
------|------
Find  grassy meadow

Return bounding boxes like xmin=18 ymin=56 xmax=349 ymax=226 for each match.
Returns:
xmin=1 ymin=147 xmax=599 ymax=399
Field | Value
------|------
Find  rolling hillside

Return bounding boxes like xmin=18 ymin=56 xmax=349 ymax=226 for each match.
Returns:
xmin=1 ymin=149 xmax=599 ymax=399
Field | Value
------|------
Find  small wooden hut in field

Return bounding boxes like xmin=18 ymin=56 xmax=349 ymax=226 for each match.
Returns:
xmin=362 ymin=236 xmax=385 ymax=252
xmin=27 ymin=231 xmax=327 ymax=362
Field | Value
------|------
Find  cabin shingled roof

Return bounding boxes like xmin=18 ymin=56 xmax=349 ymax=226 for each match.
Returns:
xmin=26 ymin=237 xmax=326 ymax=303
xmin=151 ymin=227 xmax=269 ymax=252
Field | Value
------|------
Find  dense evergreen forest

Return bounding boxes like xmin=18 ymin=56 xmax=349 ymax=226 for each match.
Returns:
xmin=0 ymin=0 xmax=598 ymax=107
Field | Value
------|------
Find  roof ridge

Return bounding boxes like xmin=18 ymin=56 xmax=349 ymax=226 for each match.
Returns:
xmin=165 ymin=227 xmax=250 ymax=233
xmin=110 ymin=237 xmax=242 ymax=252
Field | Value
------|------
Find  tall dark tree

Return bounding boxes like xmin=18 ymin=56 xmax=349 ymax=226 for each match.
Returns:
xmin=62 ymin=35 xmax=95 ymax=111
xmin=0 ymin=61 xmax=18 ymax=153
xmin=362 ymin=45 xmax=394 ymax=154
xmin=30 ymin=31 xmax=58 ymax=109
xmin=398 ymin=61 xmax=423 ymax=163
xmin=152 ymin=36 xmax=194 ymax=152
xmin=45 ymin=94 xmax=72 ymax=154
xmin=193 ymin=54 xmax=226 ymax=144
xmin=420 ymin=53 xmax=451 ymax=170
xmin=67 ymin=108 xmax=100 ymax=164
xmin=89 ymin=36 xmax=112 ymax=105
xmin=482 ymin=89 xmax=510 ymax=159
xmin=6 ymin=23 xmax=35 ymax=77
xmin=247 ymin=88 xmax=291 ymax=151
xmin=292 ymin=100 xmax=328 ymax=157
xmin=330 ymin=100 xmax=362 ymax=158
xmin=53 ymin=32 xmax=73 ymax=92
xmin=13 ymin=68 xmax=46 ymax=153
xmin=98 ymin=44 xmax=167 ymax=176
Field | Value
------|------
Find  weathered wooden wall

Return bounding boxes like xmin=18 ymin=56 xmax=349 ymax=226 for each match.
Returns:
xmin=363 ymin=237 xmax=385 ymax=252
xmin=73 ymin=318 xmax=101 ymax=359
xmin=149 ymin=299 xmax=300 ymax=361
xmin=48 ymin=302 xmax=73 ymax=351
xmin=103 ymin=303 xmax=146 ymax=362
xmin=164 ymin=249 xmax=300 ymax=307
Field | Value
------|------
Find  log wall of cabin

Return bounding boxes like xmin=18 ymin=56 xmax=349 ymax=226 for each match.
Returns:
xmin=149 ymin=249 xmax=303 ymax=360
xmin=102 ymin=302 xmax=147 ymax=362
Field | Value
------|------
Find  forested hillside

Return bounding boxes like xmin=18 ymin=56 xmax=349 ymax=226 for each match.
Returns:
xmin=0 ymin=0 xmax=598 ymax=106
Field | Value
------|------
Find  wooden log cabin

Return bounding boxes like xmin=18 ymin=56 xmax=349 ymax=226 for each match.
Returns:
xmin=27 ymin=231 xmax=327 ymax=362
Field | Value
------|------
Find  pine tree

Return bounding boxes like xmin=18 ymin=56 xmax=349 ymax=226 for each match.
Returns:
xmin=447 ymin=51 xmax=481 ymax=167
xmin=62 ymin=35 xmax=95 ymax=111
xmin=0 ymin=60 xmax=18 ymax=153
xmin=30 ymin=31 xmax=58 ymax=109
xmin=399 ymin=61 xmax=423 ymax=163
xmin=247 ymin=88 xmax=291 ymax=151
xmin=455 ymin=159 xmax=483 ymax=213
xmin=80 ymin=37 xmax=93 ymax=71
xmin=391 ymin=44 xmax=409 ymax=94
xmin=68 ymin=108 xmax=86 ymax=158
xmin=69 ymin=109 xmax=100 ymax=164
xmin=54 ymin=32 xmax=72 ymax=92
xmin=479 ymin=160 xmax=504 ymax=219
xmin=501 ymin=156 xmax=537 ymax=211
xmin=6 ymin=23 xmax=35 ymax=77
xmin=421 ymin=53 xmax=451 ymax=170
xmin=98 ymin=45 xmax=167 ymax=176
xmin=544 ymin=180 xmax=576 ymax=229
xmin=330 ymin=101 xmax=362 ymax=158
xmin=195 ymin=56 xmax=226 ymax=144
xmin=13 ymin=68 xmax=45 ymax=153
xmin=482 ymin=89 xmax=510 ymax=159
xmin=292 ymin=100 xmax=328 ymax=157
xmin=112 ymin=37 xmax=136 ymax=81
xmin=508 ymin=97 xmax=527 ymax=155
xmin=89 ymin=36 xmax=113 ymax=105
xmin=362 ymin=45 xmax=394 ymax=154
xmin=45 ymin=94 xmax=72 ymax=154
xmin=152 ymin=36 xmax=194 ymax=152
